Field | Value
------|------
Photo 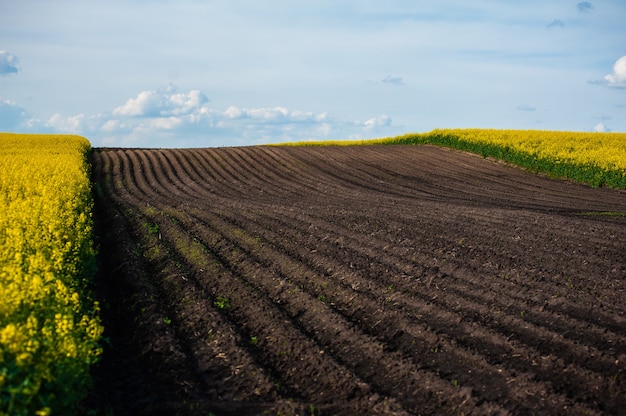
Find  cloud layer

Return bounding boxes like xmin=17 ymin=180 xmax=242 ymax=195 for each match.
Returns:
xmin=34 ymin=85 xmax=396 ymax=147
xmin=0 ymin=51 xmax=20 ymax=76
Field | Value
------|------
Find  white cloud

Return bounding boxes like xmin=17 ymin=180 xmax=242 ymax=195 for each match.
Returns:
xmin=112 ymin=84 xmax=209 ymax=117
xmin=246 ymin=106 xmax=290 ymax=121
xmin=45 ymin=112 xmax=106 ymax=134
xmin=47 ymin=113 xmax=84 ymax=130
xmin=112 ymin=90 xmax=156 ymax=116
xmin=39 ymin=85 xmax=397 ymax=147
xmin=603 ymin=56 xmax=626 ymax=89
xmin=318 ymin=123 xmax=331 ymax=137
xmin=224 ymin=105 xmax=243 ymax=119
xmin=0 ymin=51 xmax=20 ymax=76
xmin=364 ymin=115 xmax=392 ymax=130
xmin=594 ymin=122 xmax=610 ymax=132
xmin=517 ymin=104 xmax=536 ymax=112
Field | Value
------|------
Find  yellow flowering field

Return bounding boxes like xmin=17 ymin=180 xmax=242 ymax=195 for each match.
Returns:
xmin=413 ymin=129 xmax=626 ymax=188
xmin=0 ymin=134 xmax=103 ymax=416
xmin=279 ymin=129 xmax=626 ymax=188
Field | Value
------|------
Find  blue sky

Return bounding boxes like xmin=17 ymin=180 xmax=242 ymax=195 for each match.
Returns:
xmin=1 ymin=1 xmax=625 ymax=147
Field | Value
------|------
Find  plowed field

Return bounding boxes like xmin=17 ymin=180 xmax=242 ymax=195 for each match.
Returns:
xmin=88 ymin=145 xmax=626 ymax=415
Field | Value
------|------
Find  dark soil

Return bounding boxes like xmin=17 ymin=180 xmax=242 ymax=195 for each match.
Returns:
xmin=86 ymin=145 xmax=626 ymax=415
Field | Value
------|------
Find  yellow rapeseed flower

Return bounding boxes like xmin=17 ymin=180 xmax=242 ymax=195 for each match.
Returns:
xmin=0 ymin=133 xmax=102 ymax=415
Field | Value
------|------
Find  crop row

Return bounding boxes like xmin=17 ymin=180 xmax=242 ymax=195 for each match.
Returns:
xmin=0 ymin=134 xmax=103 ymax=416
xmin=279 ymin=128 xmax=626 ymax=188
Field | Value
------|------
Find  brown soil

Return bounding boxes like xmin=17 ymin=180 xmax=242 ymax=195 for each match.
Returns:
xmin=86 ymin=145 xmax=626 ymax=415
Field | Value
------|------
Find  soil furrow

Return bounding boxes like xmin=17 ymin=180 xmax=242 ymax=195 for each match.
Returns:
xmin=153 ymin=208 xmax=412 ymax=414
xmin=208 ymin=206 xmax=620 ymax=413
xmin=287 ymin=210 xmax=625 ymax=398
xmin=170 ymin=206 xmax=492 ymax=414
xmin=89 ymin=145 xmax=626 ymax=415
xmin=261 ymin=204 xmax=626 ymax=340
xmin=186 ymin=206 xmax=601 ymax=414
xmin=223 ymin=148 xmax=295 ymax=196
xmin=241 ymin=204 xmax=625 ymax=357
xmin=98 ymin=177 xmax=390 ymax=412
xmin=90 ymin=151 xmax=212 ymax=414
xmin=94 ymin=151 xmax=347 ymax=415
xmin=166 ymin=149 xmax=221 ymax=197
xmin=163 ymin=145 xmax=620 ymax=412
xmin=131 ymin=217 xmax=281 ymax=401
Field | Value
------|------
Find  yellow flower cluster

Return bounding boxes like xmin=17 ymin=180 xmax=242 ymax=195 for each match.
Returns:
xmin=0 ymin=134 xmax=103 ymax=416
xmin=429 ymin=128 xmax=626 ymax=173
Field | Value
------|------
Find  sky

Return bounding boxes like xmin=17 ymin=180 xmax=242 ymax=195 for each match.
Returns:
xmin=1 ymin=0 xmax=625 ymax=148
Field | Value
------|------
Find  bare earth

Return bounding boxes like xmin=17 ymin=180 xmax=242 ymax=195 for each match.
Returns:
xmin=87 ymin=145 xmax=626 ymax=415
